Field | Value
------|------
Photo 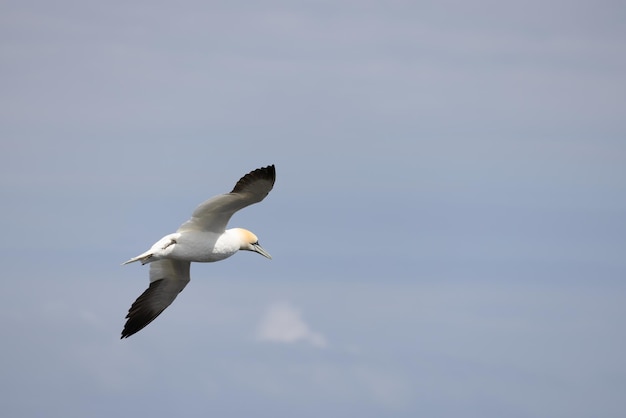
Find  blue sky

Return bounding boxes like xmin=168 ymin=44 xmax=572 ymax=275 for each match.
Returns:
xmin=1 ymin=1 xmax=625 ymax=417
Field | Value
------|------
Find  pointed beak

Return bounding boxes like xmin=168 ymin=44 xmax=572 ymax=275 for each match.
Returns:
xmin=252 ymin=243 xmax=272 ymax=259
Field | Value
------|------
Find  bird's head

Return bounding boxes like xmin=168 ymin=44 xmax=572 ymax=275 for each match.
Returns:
xmin=233 ymin=228 xmax=272 ymax=259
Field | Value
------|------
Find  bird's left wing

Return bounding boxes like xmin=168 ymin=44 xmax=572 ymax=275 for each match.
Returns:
xmin=121 ymin=259 xmax=191 ymax=339
xmin=177 ymin=165 xmax=275 ymax=233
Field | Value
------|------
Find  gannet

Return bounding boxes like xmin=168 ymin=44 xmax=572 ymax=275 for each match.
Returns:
xmin=120 ymin=165 xmax=276 ymax=339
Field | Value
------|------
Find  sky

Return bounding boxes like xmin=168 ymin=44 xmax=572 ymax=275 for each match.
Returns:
xmin=1 ymin=0 xmax=625 ymax=417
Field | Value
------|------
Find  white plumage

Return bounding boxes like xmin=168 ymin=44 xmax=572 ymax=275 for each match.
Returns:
xmin=121 ymin=165 xmax=276 ymax=339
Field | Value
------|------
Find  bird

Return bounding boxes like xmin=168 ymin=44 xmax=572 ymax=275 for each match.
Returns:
xmin=120 ymin=165 xmax=276 ymax=339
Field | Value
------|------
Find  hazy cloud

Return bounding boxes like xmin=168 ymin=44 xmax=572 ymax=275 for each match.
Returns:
xmin=256 ymin=302 xmax=327 ymax=348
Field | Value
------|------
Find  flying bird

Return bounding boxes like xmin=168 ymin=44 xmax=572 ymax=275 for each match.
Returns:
xmin=121 ymin=165 xmax=276 ymax=338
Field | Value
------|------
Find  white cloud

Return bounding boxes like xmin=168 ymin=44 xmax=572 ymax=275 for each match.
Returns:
xmin=256 ymin=302 xmax=327 ymax=348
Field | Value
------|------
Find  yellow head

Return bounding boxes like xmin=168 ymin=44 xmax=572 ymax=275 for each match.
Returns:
xmin=233 ymin=228 xmax=272 ymax=259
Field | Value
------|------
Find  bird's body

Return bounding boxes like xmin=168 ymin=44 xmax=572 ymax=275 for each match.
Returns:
xmin=123 ymin=228 xmax=252 ymax=265
xmin=121 ymin=165 xmax=275 ymax=339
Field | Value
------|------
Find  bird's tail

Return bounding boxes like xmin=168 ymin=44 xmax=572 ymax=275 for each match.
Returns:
xmin=122 ymin=251 xmax=154 ymax=266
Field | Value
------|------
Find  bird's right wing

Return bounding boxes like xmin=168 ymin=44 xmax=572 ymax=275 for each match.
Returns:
xmin=177 ymin=165 xmax=275 ymax=233
xmin=121 ymin=259 xmax=191 ymax=339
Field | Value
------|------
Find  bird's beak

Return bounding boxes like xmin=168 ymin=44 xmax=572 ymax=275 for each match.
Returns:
xmin=252 ymin=243 xmax=272 ymax=259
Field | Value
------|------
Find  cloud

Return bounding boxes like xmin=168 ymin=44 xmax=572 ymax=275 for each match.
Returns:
xmin=256 ymin=302 xmax=327 ymax=348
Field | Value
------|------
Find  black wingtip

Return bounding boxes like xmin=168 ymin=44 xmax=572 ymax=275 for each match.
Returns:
xmin=230 ymin=164 xmax=276 ymax=194
xmin=120 ymin=280 xmax=169 ymax=339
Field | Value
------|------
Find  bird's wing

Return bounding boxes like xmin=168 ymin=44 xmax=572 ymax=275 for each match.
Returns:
xmin=177 ymin=165 xmax=276 ymax=233
xmin=121 ymin=259 xmax=191 ymax=339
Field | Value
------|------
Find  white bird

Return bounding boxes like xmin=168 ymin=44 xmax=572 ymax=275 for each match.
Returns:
xmin=121 ymin=165 xmax=276 ymax=338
